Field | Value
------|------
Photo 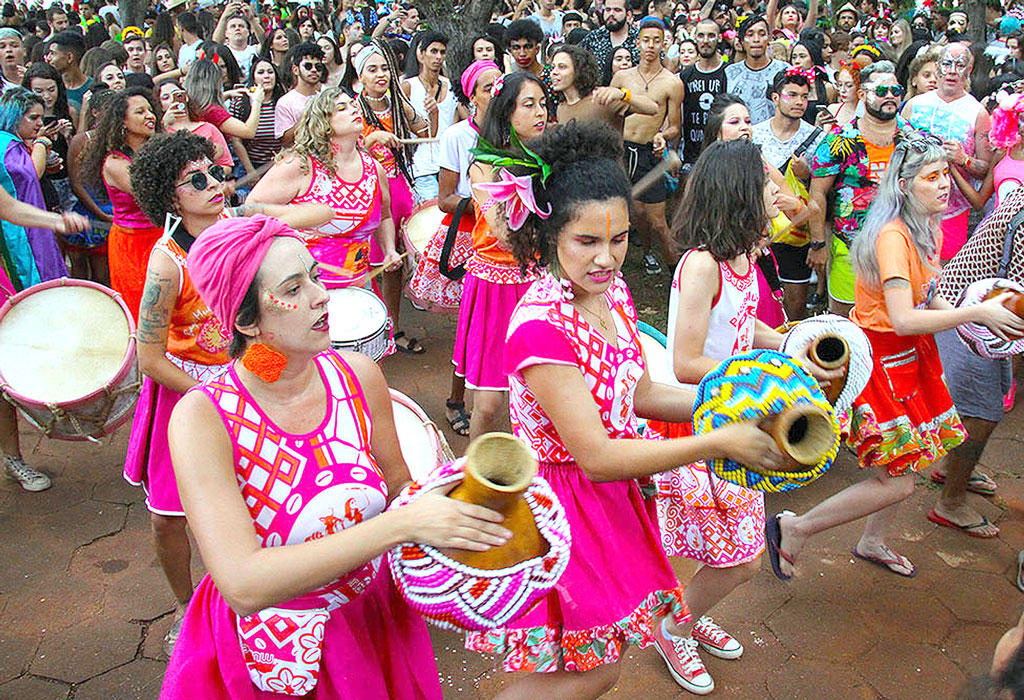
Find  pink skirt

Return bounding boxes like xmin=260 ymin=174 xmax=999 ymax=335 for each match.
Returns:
xmin=452 ymin=272 xmax=534 ymax=391
xmin=466 ymin=460 xmax=688 ymax=673
xmin=160 ymin=570 xmax=442 ymax=700
xmin=370 ymin=175 xmax=415 ymax=265
xmin=123 ymin=377 xmax=187 ymax=516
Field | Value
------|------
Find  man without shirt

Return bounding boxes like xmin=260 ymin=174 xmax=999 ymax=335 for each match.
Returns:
xmin=549 ymin=43 xmax=657 ymax=133
xmin=612 ymin=19 xmax=683 ymax=274
xmin=680 ymin=19 xmax=727 ymax=169
xmin=725 ymin=16 xmax=789 ymax=123
xmin=752 ymin=70 xmax=824 ymax=319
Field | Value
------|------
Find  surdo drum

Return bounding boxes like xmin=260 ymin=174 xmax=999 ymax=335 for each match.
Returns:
xmin=389 ymin=389 xmax=454 ymax=482
xmin=326 ymin=287 xmax=391 ymax=361
xmin=401 ymin=199 xmax=446 ymax=271
xmin=0 ymin=278 xmax=140 ymax=441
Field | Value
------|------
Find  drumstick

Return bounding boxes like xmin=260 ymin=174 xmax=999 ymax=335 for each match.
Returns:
xmin=398 ymin=137 xmax=440 ymax=145
xmin=317 ymin=252 xmax=409 ymax=281
xmin=631 ymin=150 xmax=682 ymax=198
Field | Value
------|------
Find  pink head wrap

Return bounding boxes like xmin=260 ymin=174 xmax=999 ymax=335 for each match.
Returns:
xmin=187 ymin=215 xmax=303 ymax=332
xmin=460 ymin=60 xmax=500 ymax=100
xmin=991 ymin=91 xmax=1024 ymax=150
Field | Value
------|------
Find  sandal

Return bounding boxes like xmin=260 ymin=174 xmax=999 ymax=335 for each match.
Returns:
xmin=852 ymin=546 xmax=916 ymax=577
xmin=1016 ymin=551 xmax=1024 ymax=594
xmin=927 ymin=509 xmax=999 ymax=539
xmin=930 ymin=469 xmax=997 ymax=496
xmin=766 ymin=511 xmax=795 ymax=581
xmin=394 ymin=331 xmax=425 ymax=354
xmin=445 ymin=400 xmax=471 ymax=437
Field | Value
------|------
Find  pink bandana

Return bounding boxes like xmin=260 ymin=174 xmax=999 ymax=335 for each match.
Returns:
xmin=460 ymin=60 xmax=500 ymax=100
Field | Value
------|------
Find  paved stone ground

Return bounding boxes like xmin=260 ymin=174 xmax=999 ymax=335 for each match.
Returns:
xmin=1 ymin=304 xmax=1022 ymax=699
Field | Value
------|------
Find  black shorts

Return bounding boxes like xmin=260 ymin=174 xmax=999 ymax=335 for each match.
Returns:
xmin=771 ymin=241 xmax=813 ymax=284
xmin=624 ymin=140 xmax=667 ymax=204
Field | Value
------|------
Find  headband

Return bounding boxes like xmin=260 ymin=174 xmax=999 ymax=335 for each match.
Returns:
xmin=354 ymin=44 xmax=383 ymax=77
xmin=0 ymin=28 xmax=21 ymax=41
xmin=460 ymin=60 xmax=500 ymax=99
xmin=187 ymin=215 xmax=303 ymax=332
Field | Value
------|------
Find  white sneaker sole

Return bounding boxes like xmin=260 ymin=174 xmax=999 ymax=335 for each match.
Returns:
xmin=652 ymin=638 xmax=715 ymax=695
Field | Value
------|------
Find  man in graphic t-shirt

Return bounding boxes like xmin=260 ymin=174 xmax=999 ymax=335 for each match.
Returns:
xmin=724 ymin=16 xmax=788 ymax=123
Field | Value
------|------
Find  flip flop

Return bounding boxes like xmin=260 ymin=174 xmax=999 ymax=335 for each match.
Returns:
xmin=927 ymin=509 xmax=999 ymax=538
xmin=930 ymin=470 xmax=997 ymax=496
xmin=852 ymin=546 xmax=917 ymax=578
xmin=766 ymin=511 xmax=795 ymax=581
xmin=1017 ymin=551 xmax=1024 ymax=594
xmin=394 ymin=332 xmax=425 ymax=355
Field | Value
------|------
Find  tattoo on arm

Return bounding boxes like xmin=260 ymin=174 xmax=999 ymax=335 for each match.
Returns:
xmin=883 ymin=278 xmax=910 ymax=289
xmin=137 ymin=269 xmax=174 ymax=344
xmin=231 ymin=203 xmax=265 ymax=217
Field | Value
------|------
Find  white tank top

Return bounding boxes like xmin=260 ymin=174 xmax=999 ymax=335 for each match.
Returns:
xmin=663 ymin=249 xmax=759 ymax=390
xmin=407 ymin=76 xmax=458 ymax=178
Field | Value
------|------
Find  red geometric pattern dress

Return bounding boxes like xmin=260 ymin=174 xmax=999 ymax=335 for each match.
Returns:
xmin=160 ymin=351 xmax=441 ymax=700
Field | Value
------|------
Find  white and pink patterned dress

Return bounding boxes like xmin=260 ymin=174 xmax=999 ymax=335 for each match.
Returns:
xmin=466 ymin=274 xmax=688 ymax=673
xmin=647 ymin=250 xmax=766 ymax=567
xmin=160 ymin=352 xmax=441 ymax=700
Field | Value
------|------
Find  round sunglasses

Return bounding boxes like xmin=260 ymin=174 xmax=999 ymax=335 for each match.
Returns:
xmin=175 ymin=164 xmax=227 ymax=191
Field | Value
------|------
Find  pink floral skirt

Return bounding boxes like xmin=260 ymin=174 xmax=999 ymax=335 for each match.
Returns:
xmin=466 ymin=460 xmax=688 ymax=673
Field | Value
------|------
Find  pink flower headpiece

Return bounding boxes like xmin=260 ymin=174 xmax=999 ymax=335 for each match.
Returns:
xmin=785 ymin=65 xmax=816 ymax=82
xmin=991 ymin=90 xmax=1024 ymax=149
xmin=475 ymin=168 xmax=552 ymax=231
xmin=491 ymin=74 xmax=506 ymax=98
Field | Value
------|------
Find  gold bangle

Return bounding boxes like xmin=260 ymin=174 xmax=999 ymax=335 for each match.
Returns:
xmin=620 ymin=88 xmax=631 ymax=104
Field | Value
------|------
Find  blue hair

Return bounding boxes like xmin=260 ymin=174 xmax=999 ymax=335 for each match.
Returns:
xmin=0 ymin=87 xmax=43 ymax=135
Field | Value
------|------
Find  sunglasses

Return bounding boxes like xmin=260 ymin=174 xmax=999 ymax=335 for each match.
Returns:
xmin=900 ymin=131 xmax=944 ymax=153
xmin=870 ymin=84 xmax=905 ymax=97
xmin=175 ymin=165 xmax=226 ymax=191
xmin=301 ymin=61 xmax=321 ymax=70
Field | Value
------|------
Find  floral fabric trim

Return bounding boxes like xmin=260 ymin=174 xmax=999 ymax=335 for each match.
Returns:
xmin=848 ymin=403 xmax=967 ymax=476
xmin=465 ymin=588 xmax=688 ymax=673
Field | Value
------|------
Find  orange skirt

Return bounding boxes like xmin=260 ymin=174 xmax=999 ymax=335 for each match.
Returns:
xmin=108 ymin=222 xmax=162 ymax=323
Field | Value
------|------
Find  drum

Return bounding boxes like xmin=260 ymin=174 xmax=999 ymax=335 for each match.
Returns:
xmin=406 ymin=202 xmax=475 ymax=314
xmin=956 ymin=278 xmax=1024 ymax=359
xmin=692 ymin=348 xmax=840 ymax=493
xmin=388 ymin=434 xmax=572 ymax=632
xmin=401 ymin=199 xmax=446 ymax=270
xmin=638 ymin=321 xmax=675 ymax=386
xmin=779 ymin=314 xmax=873 ymax=414
xmin=390 ymin=389 xmax=453 ymax=482
xmin=0 ymin=278 xmax=140 ymax=441
xmin=326 ymin=287 xmax=390 ymax=361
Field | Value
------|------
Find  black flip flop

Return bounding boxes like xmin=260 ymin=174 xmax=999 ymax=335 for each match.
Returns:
xmin=394 ymin=331 xmax=425 ymax=354
xmin=766 ymin=511 xmax=795 ymax=581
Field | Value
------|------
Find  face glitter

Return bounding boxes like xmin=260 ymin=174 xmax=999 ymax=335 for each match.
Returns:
xmin=265 ymin=289 xmax=298 ymax=311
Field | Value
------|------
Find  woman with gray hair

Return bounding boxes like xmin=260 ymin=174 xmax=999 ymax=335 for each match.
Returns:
xmin=768 ymin=135 xmax=1024 ymax=582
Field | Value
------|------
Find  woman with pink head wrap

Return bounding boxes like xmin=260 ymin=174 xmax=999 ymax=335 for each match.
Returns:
xmin=159 ymin=214 xmax=511 ymax=699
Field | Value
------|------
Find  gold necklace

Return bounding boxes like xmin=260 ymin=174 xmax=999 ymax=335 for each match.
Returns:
xmin=575 ymin=297 xmax=611 ymax=331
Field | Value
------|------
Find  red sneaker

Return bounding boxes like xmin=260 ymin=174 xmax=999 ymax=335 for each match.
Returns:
xmin=692 ymin=616 xmax=744 ymax=659
xmin=653 ymin=619 xmax=715 ymax=695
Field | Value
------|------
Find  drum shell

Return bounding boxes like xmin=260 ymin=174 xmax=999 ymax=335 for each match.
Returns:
xmin=0 ymin=278 xmax=140 ymax=441
xmin=401 ymin=199 xmax=446 ymax=273
xmin=389 ymin=388 xmax=453 ymax=482
xmin=327 ymin=287 xmax=391 ymax=361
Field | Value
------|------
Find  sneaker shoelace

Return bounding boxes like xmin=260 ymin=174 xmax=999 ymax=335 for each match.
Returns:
xmin=669 ymin=635 xmax=706 ymax=675
xmin=695 ymin=617 xmax=731 ymax=646
xmin=5 ymin=457 xmax=38 ymax=479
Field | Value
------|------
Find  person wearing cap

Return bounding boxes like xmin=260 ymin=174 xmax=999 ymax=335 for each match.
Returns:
xmin=563 ymin=10 xmax=584 ymax=34
xmin=273 ymin=41 xmax=324 ymax=147
xmin=836 ymin=3 xmax=859 ymax=31
xmin=159 ymin=214 xmax=509 ymax=699
xmin=725 ymin=16 xmax=789 ymax=124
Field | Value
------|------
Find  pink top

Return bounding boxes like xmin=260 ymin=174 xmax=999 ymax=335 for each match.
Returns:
xmin=994 ymin=152 xmax=1024 ymax=208
xmin=190 ymin=122 xmax=234 ymax=169
xmin=196 ymin=351 xmax=387 ymax=609
xmin=504 ymin=274 xmax=645 ymax=464
xmin=103 ymin=151 xmax=152 ymax=229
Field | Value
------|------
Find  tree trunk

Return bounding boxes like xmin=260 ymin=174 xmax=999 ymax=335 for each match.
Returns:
xmin=966 ymin=0 xmax=985 ymax=45
xmin=118 ymin=0 xmax=148 ymax=32
xmin=418 ymin=0 xmax=504 ymax=76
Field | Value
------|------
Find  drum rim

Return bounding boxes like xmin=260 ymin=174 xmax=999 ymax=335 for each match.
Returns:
xmin=389 ymin=387 xmax=442 ymax=448
xmin=326 ymin=286 xmax=389 ymax=345
xmin=0 ymin=277 xmax=138 ymax=410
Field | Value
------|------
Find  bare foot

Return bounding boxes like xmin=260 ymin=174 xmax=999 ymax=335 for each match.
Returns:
xmin=777 ymin=513 xmax=806 ymax=579
xmin=933 ymin=501 xmax=1000 ymax=537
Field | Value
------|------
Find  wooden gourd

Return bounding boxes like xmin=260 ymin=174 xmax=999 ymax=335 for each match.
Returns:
xmin=758 ymin=404 xmax=835 ymax=473
xmin=806 ymin=333 xmax=850 ymax=406
xmin=441 ymin=432 xmax=549 ymax=570
xmin=983 ymin=285 xmax=1024 ymax=318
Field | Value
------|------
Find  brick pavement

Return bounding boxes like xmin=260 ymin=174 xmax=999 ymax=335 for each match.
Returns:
xmin=1 ymin=306 xmax=1022 ymax=699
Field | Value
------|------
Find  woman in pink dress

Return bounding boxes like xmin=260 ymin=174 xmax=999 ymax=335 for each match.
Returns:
xmin=466 ymin=120 xmax=781 ymax=698
xmin=161 ymin=215 xmax=511 ymax=699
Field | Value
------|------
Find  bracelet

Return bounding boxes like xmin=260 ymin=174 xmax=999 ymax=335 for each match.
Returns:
xmin=962 ymin=155 xmax=971 ymax=169
xmin=620 ymin=88 xmax=631 ymax=104
xmin=809 ymin=239 xmax=827 ymax=250
xmin=35 ymin=137 xmax=52 ymax=148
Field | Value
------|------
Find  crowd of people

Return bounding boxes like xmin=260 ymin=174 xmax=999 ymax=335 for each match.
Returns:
xmin=3 ymin=0 xmax=1024 ymax=696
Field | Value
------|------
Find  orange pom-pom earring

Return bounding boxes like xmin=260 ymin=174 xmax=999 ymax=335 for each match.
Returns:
xmin=241 ymin=343 xmax=287 ymax=383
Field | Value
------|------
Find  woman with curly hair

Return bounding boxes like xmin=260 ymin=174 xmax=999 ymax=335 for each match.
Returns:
xmin=467 ymin=119 xmax=780 ymax=699
xmin=123 ymin=130 xmax=332 ymax=657
xmin=81 ymin=86 xmax=159 ymax=321
xmin=352 ymin=39 xmax=430 ymax=353
xmin=549 ymin=44 xmax=656 ymax=132
xmin=248 ymin=87 xmax=401 ymax=295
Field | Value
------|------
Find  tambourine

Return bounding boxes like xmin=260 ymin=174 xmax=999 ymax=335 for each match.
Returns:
xmin=387 ymin=433 xmax=572 ymax=632
xmin=692 ymin=349 xmax=841 ymax=493
xmin=956 ymin=278 xmax=1024 ymax=359
xmin=778 ymin=313 xmax=873 ymax=413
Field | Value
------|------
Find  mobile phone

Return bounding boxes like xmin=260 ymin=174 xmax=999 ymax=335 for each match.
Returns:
xmin=42 ymin=114 xmax=57 ymax=126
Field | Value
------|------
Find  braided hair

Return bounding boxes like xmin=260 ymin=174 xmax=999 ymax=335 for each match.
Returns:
xmin=354 ymin=38 xmax=416 ymax=180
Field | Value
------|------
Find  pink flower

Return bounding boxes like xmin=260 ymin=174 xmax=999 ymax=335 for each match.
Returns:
xmin=474 ymin=168 xmax=551 ymax=231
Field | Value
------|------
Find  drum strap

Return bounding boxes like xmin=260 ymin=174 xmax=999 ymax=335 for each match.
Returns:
xmin=439 ymin=197 xmax=471 ymax=281
xmin=998 ymin=207 xmax=1024 ymax=279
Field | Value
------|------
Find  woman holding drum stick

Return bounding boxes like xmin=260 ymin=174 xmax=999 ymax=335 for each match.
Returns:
xmin=159 ymin=214 xmax=510 ymax=699
xmin=124 ymin=131 xmax=333 ymax=657
xmin=466 ymin=120 xmax=781 ymax=699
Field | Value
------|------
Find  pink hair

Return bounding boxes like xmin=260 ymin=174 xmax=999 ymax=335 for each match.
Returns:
xmin=991 ymin=93 xmax=1024 ymax=150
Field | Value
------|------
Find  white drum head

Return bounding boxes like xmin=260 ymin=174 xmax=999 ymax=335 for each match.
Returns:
xmin=405 ymin=206 xmax=445 ymax=254
xmin=391 ymin=397 xmax=439 ymax=482
xmin=327 ymin=287 xmax=387 ymax=344
xmin=639 ymin=331 xmax=675 ymax=386
xmin=0 ymin=286 xmax=129 ymax=403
